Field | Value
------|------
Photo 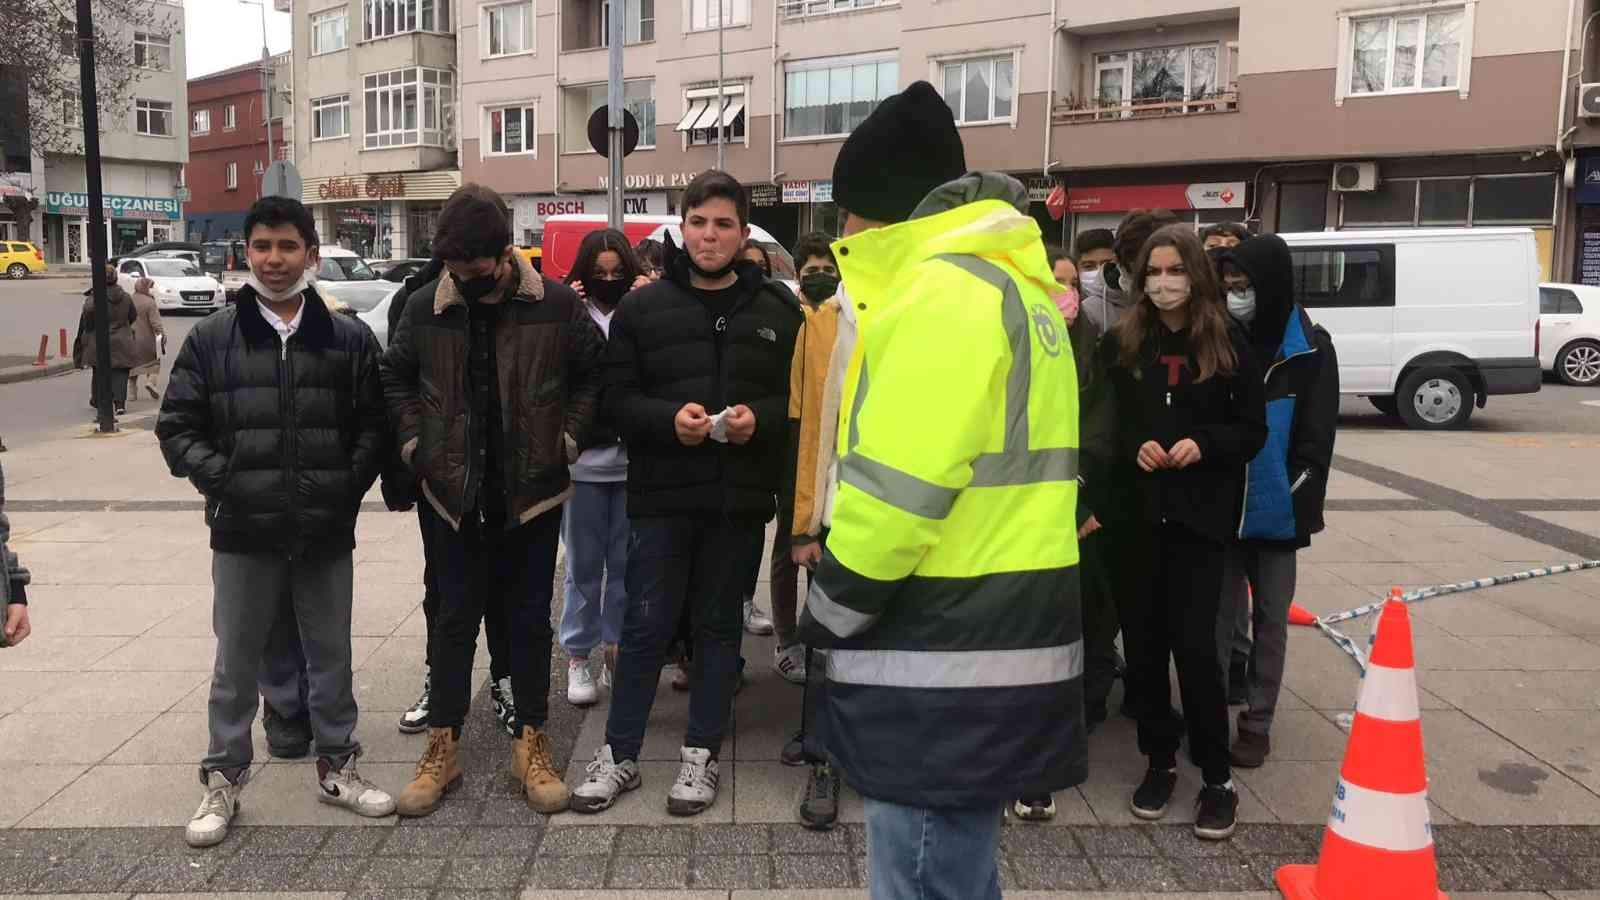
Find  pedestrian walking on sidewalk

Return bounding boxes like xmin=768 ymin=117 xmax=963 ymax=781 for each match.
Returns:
xmin=76 ymin=260 xmax=138 ymax=417
xmin=382 ymin=184 xmax=605 ymax=818
xmin=128 ymin=277 xmax=166 ymax=403
xmin=1216 ymin=234 xmax=1339 ymax=767
xmin=156 ymin=196 xmax=396 ymax=849
xmin=1 ymin=457 xmax=32 ymax=648
xmin=796 ymin=82 xmax=1086 ymax=900
xmin=570 ymin=171 xmax=802 ymax=819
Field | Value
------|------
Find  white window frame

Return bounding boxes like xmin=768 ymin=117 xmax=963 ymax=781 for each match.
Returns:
xmin=64 ymin=93 xmax=80 ymax=129
xmin=561 ymin=79 xmax=656 ymax=153
xmin=1335 ymin=1 xmax=1474 ymax=106
xmin=678 ymin=83 xmax=748 ymax=147
xmin=482 ymin=101 xmax=538 ymax=157
xmin=135 ymin=99 xmax=174 ymax=137
xmin=133 ymin=31 xmax=171 ymax=70
xmin=782 ymin=52 xmax=899 ymax=142
xmin=1092 ymin=42 xmax=1223 ymax=117
xmin=600 ymin=0 xmax=655 ymax=45
xmin=932 ymin=49 xmax=1019 ymax=127
xmin=482 ymin=1 xmax=535 ymax=58
xmin=781 ymin=0 xmax=897 ymax=19
xmin=192 ymin=108 xmax=211 ymax=135
xmin=311 ymin=93 xmax=351 ymax=140
xmin=362 ymin=0 xmax=451 ymax=42
xmin=362 ymin=67 xmax=454 ymax=150
xmin=685 ymin=0 xmax=750 ymax=32
xmin=311 ymin=7 xmax=349 ymax=55
xmin=225 ymin=161 xmax=239 ymax=191
xmin=223 ymin=104 xmax=237 ymax=131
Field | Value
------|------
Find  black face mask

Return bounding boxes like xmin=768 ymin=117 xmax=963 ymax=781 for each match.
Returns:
xmin=452 ymin=272 xmax=498 ymax=302
xmin=686 ymin=250 xmax=739 ymax=281
xmin=584 ymin=277 xmax=629 ymax=309
xmin=800 ymin=272 xmax=840 ymax=304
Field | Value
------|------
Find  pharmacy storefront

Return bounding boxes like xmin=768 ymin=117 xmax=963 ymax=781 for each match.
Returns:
xmin=43 ymin=192 xmax=183 ymax=264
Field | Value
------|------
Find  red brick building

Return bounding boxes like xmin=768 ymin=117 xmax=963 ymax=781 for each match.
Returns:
xmin=185 ymin=56 xmax=287 ymax=242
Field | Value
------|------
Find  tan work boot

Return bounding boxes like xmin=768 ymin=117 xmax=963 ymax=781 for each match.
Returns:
xmin=396 ymin=727 xmax=463 ymax=818
xmin=516 ymin=725 xmax=571 ymax=813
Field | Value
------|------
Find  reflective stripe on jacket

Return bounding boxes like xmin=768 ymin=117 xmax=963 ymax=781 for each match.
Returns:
xmin=797 ymin=172 xmax=1088 ymax=809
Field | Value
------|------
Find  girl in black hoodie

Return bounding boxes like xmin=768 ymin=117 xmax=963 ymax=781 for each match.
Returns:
xmin=1092 ymin=224 xmax=1266 ymax=841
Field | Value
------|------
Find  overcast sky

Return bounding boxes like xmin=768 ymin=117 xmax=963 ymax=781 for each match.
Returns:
xmin=184 ymin=0 xmax=293 ymax=79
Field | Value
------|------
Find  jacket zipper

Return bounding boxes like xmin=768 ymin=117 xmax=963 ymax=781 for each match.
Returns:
xmin=461 ymin=306 xmax=477 ymax=527
xmin=711 ymin=285 xmax=760 ymax=515
xmin=1290 ymin=469 xmax=1310 ymax=493
xmin=279 ymin=332 xmax=297 ymax=559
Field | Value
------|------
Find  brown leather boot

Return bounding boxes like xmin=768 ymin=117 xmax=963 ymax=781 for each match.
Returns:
xmin=396 ymin=727 xmax=463 ymax=817
xmin=516 ymin=725 xmax=570 ymax=813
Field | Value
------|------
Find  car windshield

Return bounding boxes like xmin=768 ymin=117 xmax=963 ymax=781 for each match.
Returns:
xmin=317 ymin=256 xmax=375 ymax=281
xmin=144 ymin=260 xmax=201 ymax=278
xmin=202 ymin=246 xmax=228 ymax=265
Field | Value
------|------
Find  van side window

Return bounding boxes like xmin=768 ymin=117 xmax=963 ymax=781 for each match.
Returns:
xmin=1541 ymin=287 xmax=1584 ymax=315
xmin=1288 ymin=245 xmax=1395 ymax=309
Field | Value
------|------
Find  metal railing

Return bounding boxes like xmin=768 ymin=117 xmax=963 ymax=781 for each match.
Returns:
xmin=1053 ymin=90 xmax=1239 ymax=124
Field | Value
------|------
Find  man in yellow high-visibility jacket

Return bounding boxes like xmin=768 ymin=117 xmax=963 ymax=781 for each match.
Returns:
xmin=797 ymin=82 xmax=1085 ymax=900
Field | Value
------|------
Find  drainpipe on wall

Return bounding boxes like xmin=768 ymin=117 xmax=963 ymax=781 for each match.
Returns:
xmin=553 ymin=0 xmax=562 ymax=197
xmin=770 ymin=4 xmax=780 ymax=185
xmin=1041 ymin=0 xmax=1059 ymax=177
xmin=1555 ymin=0 xmax=1579 ymax=280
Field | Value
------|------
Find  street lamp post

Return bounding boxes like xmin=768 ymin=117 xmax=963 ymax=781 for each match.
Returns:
xmin=238 ymin=0 xmax=274 ymax=179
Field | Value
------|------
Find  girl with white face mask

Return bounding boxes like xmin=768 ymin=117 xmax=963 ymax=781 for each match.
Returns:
xmin=1086 ymin=223 xmax=1267 ymax=843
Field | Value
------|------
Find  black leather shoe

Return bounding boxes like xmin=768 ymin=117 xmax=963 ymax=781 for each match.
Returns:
xmin=263 ymin=703 xmax=311 ymax=759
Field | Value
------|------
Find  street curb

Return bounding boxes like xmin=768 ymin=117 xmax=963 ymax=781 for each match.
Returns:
xmin=0 ymin=360 xmax=76 ymax=385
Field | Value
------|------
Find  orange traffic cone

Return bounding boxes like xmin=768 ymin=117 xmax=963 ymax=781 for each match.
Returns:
xmin=1277 ymin=598 xmax=1446 ymax=900
xmin=1287 ymin=603 xmax=1319 ymax=626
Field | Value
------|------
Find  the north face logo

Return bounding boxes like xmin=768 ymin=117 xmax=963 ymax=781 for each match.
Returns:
xmin=757 ymin=327 xmax=776 ymax=342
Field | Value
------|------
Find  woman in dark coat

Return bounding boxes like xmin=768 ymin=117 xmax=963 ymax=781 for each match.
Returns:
xmin=76 ymin=261 xmax=140 ymax=415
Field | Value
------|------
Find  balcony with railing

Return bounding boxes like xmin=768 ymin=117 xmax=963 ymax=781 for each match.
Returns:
xmin=1054 ymin=13 xmax=1240 ymax=126
xmin=1053 ymin=88 xmax=1239 ymax=124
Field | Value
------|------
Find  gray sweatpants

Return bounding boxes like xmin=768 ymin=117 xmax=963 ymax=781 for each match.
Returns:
xmin=1217 ymin=546 xmax=1298 ymax=737
xmin=204 ymin=551 xmax=361 ymax=773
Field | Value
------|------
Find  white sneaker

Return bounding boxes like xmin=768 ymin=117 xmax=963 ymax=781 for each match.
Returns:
xmin=667 ymin=746 xmax=720 ymax=816
xmin=317 ymin=758 xmax=396 ymax=818
xmin=744 ymin=599 xmax=775 ymax=636
xmin=568 ymin=658 xmax=599 ymax=706
xmin=773 ymin=643 xmax=807 ymax=685
xmin=186 ymin=770 xmax=245 ymax=848
xmin=571 ymin=744 xmax=641 ymax=814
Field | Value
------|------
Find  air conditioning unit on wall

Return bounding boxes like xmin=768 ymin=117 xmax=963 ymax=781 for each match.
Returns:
xmin=1579 ymin=83 xmax=1600 ymax=119
xmin=1332 ymin=162 xmax=1379 ymax=192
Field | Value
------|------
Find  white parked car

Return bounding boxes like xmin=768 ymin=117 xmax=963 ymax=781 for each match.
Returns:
xmin=117 ymin=256 xmax=225 ymax=313
xmin=313 ymin=247 xmax=386 ymax=309
xmin=1539 ymin=282 xmax=1600 ymax=386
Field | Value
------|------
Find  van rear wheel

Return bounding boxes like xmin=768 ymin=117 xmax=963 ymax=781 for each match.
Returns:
xmin=1396 ymin=366 xmax=1475 ymax=430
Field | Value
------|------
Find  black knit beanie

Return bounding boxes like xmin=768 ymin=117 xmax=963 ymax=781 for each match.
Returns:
xmin=832 ymin=80 xmax=967 ymax=225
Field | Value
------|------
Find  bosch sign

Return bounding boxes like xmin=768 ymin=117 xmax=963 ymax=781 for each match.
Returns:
xmin=536 ymin=200 xmax=587 ymax=217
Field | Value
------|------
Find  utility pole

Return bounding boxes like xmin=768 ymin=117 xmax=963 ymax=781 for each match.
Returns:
xmin=76 ymin=0 xmax=114 ymax=434
xmin=239 ymin=0 xmax=274 ymax=175
xmin=606 ymin=0 xmax=625 ymax=229
xmin=715 ymin=0 xmax=725 ymax=170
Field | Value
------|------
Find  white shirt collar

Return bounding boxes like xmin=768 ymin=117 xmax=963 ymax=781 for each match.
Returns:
xmin=257 ymin=298 xmax=305 ymax=341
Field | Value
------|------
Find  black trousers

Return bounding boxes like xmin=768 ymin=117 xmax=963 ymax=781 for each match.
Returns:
xmin=1114 ymin=521 xmax=1231 ymax=786
xmin=417 ymin=503 xmax=509 ymax=680
xmin=424 ymin=503 xmax=560 ymax=731
xmin=1079 ymin=527 xmax=1120 ymax=715
xmin=90 ymin=367 xmax=129 ymax=410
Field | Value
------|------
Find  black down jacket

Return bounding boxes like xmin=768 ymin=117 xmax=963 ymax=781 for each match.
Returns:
xmin=156 ymin=285 xmax=388 ymax=557
xmin=603 ymin=243 xmax=803 ymax=520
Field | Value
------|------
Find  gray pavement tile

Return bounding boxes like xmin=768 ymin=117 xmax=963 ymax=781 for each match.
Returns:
xmin=124 ymin=894 xmax=345 ymax=900
xmin=287 ymin=856 xmax=374 ymax=892
xmin=1069 ymin=826 xmax=1160 ymax=856
xmin=692 ymin=823 xmax=769 ymax=855
xmin=690 ymin=854 xmax=770 ymax=889
xmin=998 ymin=824 xmax=1083 ymax=856
xmin=614 ymin=824 xmax=690 ymax=854
xmin=1241 ymin=854 xmax=1302 ymax=889
xmin=0 ymin=712 xmax=157 ymax=764
xmin=1227 ymin=823 xmax=1321 ymax=857
xmin=0 ymin=826 xmax=89 ymax=857
xmin=476 ymin=797 xmax=552 ymax=827
xmin=318 ymin=826 xmax=391 ymax=856
xmin=1143 ymin=823 xmax=1244 ymax=858
xmin=1511 ymin=825 xmax=1600 ymax=856
xmin=229 ymin=762 xmax=405 ymax=827
xmin=773 ymin=854 xmax=853 ymax=889
xmin=537 ymin=825 xmax=616 ymax=856
xmin=119 ymin=854 xmax=228 ymax=892
xmin=0 ymin=764 xmax=88 ymax=827
xmin=731 ymin=761 xmax=864 ymax=825
xmin=362 ymin=855 xmax=446 ymax=887
xmin=526 ymin=854 xmax=607 ymax=889
xmin=442 ymin=856 xmax=531 ymax=889
xmin=770 ymin=823 xmax=849 ymax=854
xmin=842 ymin=823 xmax=866 ymax=855
xmin=5 ymin=855 xmax=142 ymax=893
xmin=0 ymin=636 xmax=131 ymax=672
xmin=397 ymin=796 xmax=485 ymax=825
xmin=1436 ymin=856 xmax=1508 ymax=892
xmin=343 ymin=889 xmax=433 ymax=900
xmin=72 ymin=826 xmax=193 ymax=858
xmin=1173 ymin=856 xmax=1268 ymax=891
xmin=1433 ymin=824 xmax=1528 ymax=855
xmin=433 ymin=892 xmax=520 ymax=900
xmin=606 ymin=855 xmax=689 ymax=889
xmin=1562 ymin=857 xmax=1600 ymax=884
xmin=378 ymin=825 xmax=468 ymax=856
xmin=214 ymin=854 xmax=333 ymax=892
xmin=458 ymin=825 xmax=543 ymax=856
xmin=1475 ymin=854 xmax=1588 ymax=891
xmin=1090 ymin=855 xmax=1183 ymax=891
xmin=1007 ymin=856 xmax=1100 ymax=890
xmin=234 ymin=826 xmax=333 ymax=856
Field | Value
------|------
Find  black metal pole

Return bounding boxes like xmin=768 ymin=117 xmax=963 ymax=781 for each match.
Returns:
xmin=77 ymin=0 xmax=115 ymax=433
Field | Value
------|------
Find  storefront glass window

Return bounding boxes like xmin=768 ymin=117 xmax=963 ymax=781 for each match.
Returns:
xmin=333 ymin=205 xmax=380 ymax=258
xmin=1277 ymin=182 xmax=1327 ymax=233
xmin=408 ymin=203 xmax=442 ymax=258
xmin=1418 ymin=178 xmax=1469 ymax=224
xmin=1472 ymin=174 xmax=1556 ymax=224
xmin=1342 ymin=178 xmax=1417 ymax=226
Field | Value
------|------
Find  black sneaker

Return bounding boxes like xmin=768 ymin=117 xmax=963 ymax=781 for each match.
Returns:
xmin=263 ymin=702 xmax=311 ymax=759
xmin=799 ymin=762 xmax=839 ymax=831
xmin=780 ymin=730 xmax=807 ymax=767
xmin=489 ymin=676 xmax=516 ymax=738
xmin=1130 ymin=768 xmax=1178 ymax=820
xmin=1194 ymin=784 xmax=1238 ymax=840
xmin=1012 ymin=794 xmax=1056 ymax=822
xmin=398 ymin=668 xmax=430 ymax=734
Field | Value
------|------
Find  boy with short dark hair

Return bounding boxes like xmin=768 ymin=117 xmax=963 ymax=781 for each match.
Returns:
xmin=157 ymin=195 xmax=394 ymax=849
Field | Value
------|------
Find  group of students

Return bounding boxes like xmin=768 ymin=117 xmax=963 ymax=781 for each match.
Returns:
xmin=149 ymin=76 xmax=1339 ymax=900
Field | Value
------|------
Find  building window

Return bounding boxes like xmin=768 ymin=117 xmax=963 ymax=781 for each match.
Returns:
xmin=784 ymin=54 xmax=897 ymax=139
xmin=311 ymin=8 xmax=349 ymax=54
xmin=486 ymin=104 xmax=536 ymax=155
xmin=312 ymin=93 xmax=351 ymax=139
xmin=688 ymin=0 xmax=750 ymax=30
xmin=135 ymin=99 xmax=173 ymax=136
xmin=225 ymin=161 xmax=238 ymax=191
xmin=63 ymin=92 xmax=80 ymax=129
xmin=408 ymin=203 xmax=443 ymax=258
xmin=483 ymin=1 xmax=534 ymax=56
xmin=1348 ymin=7 xmax=1466 ymax=96
xmin=1340 ymin=174 xmax=1557 ymax=228
xmin=677 ymin=85 xmax=745 ymax=146
xmin=562 ymin=80 xmax=655 ymax=152
xmin=1094 ymin=44 xmax=1220 ymax=116
xmin=223 ymin=104 xmax=237 ymax=130
xmin=192 ymin=109 xmax=211 ymax=135
xmin=782 ymin=0 xmax=895 ymax=18
xmin=599 ymin=0 xmax=654 ymax=45
xmin=133 ymin=31 xmax=171 ymax=70
xmin=363 ymin=0 xmax=450 ymax=41
xmin=938 ymin=54 xmax=1014 ymax=125
xmin=363 ymin=67 xmax=454 ymax=149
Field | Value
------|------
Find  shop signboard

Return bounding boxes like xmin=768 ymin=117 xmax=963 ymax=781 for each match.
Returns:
xmin=749 ymin=183 xmax=780 ymax=207
xmin=810 ymin=180 xmax=833 ymax=203
xmin=782 ymin=181 xmax=812 ymax=204
xmin=1066 ymin=181 xmax=1246 ymax=213
xmin=1581 ymin=227 xmax=1600 ymax=288
xmin=45 ymin=191 xmax=181 ymax=221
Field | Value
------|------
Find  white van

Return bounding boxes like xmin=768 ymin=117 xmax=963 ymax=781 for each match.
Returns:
xmin=1277 ymin=228 xmax=1542 ymax=429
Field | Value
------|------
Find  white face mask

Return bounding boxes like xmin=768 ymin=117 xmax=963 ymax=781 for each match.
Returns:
xmin=1227 ymin=288 xmax=1257 ymax=322
xmin=1146 ymin=274 xmax=1191 ymax=311
xmin=1079 ymin=268 xmax=1103 ymax=297
xmin=248 ymin=268 xmax=310 ymax=303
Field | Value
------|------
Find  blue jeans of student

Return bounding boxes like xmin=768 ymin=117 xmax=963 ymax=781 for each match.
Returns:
xmin=863 ymin=797 xmax=1004 ymax=900
xmin=558 ymin=480 xmax=629 ymax=658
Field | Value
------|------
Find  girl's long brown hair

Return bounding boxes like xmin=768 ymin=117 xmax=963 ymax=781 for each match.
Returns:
xmin=1115 ymin=223 xmax=1237 ymax=382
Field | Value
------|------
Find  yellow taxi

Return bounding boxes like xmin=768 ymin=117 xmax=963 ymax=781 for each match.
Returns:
xmin=1 ymin=240 xmax=47 ymax=279
xmin=514 ymin=245 xmax=542 ymax=273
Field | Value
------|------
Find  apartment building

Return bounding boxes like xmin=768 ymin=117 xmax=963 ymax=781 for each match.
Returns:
xmin=40 ymin=0 xmax=190 ymax=264
xmin=184 ymin=54 xmax=289 ymax=242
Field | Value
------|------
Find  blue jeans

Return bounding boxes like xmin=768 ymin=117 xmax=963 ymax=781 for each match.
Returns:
xmin=558 ymin=481 xmax=629 ymax=658
xmin=864 ymin=797 xmax=1003 ymax=900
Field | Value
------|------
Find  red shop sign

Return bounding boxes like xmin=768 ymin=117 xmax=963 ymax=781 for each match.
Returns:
xmin=1067 ymin=182 xmax=1245 ymax=213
